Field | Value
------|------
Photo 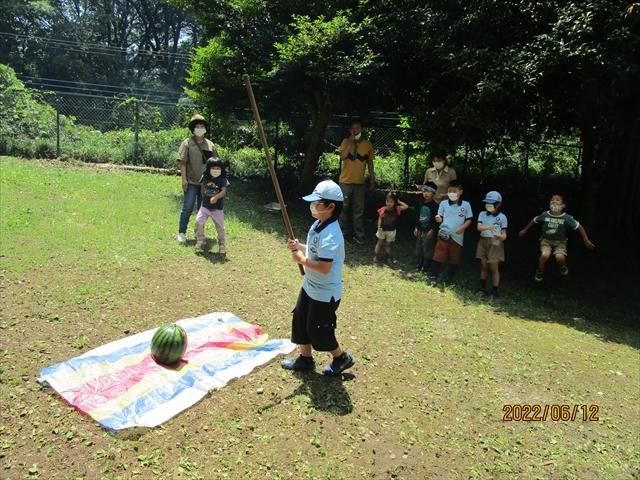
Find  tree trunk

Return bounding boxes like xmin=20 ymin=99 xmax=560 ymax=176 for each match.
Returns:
xmin=578 ymin=128 xmax=604 ymax=233
xmin=297 ymin=89 xmax=339 ymax=192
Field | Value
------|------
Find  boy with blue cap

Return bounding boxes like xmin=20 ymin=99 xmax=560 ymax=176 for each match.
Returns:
xmin=476 ymin=191 xmax=508 ymax=298
xmin=281 ymin=180 xmax=355 ymax=376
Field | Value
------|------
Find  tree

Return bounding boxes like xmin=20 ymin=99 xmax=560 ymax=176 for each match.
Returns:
xmin=376 ymin=0 xmax=640 ymax=235
xmin=175 ymin=0 xmax=386 ymax=191
xmin=0 ymin=0 xmax=200 ymax=89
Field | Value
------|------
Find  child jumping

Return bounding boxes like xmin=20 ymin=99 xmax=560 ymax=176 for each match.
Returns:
xmin=519 ymin=194 xmax=594 ymax=282
xmin=428 ymin=180 xmax=473 ymax=286
xmin=281 ymin=180 xmax=355 ymax=376
xmin=414 ymin=181 xmax=439 ymax=272
xmin=195 ymin=158 xmax=229 ymax=253
xmin=374 ymin=192 xmax=409 ymax=264
xmin=476 ymin=191 xmax=508 ymax=298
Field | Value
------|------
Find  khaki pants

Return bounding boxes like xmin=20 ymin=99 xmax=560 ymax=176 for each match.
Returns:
xmin=338 ymin=182 xmax=366 ymax=239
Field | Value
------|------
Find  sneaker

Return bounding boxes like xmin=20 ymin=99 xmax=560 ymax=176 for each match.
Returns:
xmin=386 ymin=255 xmax=393 ymax=264
xmin=428 ymin=276 xmax=437 ymax=287
xmin=373 ymin=255 xmax=379 ymax=263
xmin=534 ymin=270 xmax=544 ymax=282
xmin=490 ymin=290 xmax=499 ymax=299
xmin=415 ymin=264 xmax=424 ymax=272
xmin=449 ymin=278 xmax=459 ymax=287
xmin=219 ymin=244 xmax=227 ymax=254
xmin=322 ymin=352 xmax=355 ymax=376
xmin=281 ymin=356 xmax=316 ymax=371
xmin=177 ymin=233 xmax=187 ymax=243
xmin=194 ymin=240 xmax=205 ymax=250
xmin=560 ymin=265 xmax=569 ymax=276
xmin=478 ymin=287 xmax=488 ymax=296
xmin=353 ymin=236 xmax=365 ymax=245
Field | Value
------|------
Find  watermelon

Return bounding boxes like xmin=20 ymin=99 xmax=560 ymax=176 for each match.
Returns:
xmin=150 ymin=324 xmax=188 ymax=365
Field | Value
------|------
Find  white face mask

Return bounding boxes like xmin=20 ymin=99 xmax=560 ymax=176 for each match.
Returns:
xmin=194 ymin=127 xmax=207 ymax=136
xmin=354 ymin=133 xmax=362 ymax=140
xmin=433 ymin=161 xmax=444 ymax=170
xmin=550 ymin=204 xmax=562 ymax=213
xmin=210 ymin=168 xmax=221 ymax=178
xmin=485 ymin=204 xmax=495 ymax=213
xmin=309 ymin=201 xmax=320 ymax=215
xmin=447 ymin=192 xmax=459 ymax=201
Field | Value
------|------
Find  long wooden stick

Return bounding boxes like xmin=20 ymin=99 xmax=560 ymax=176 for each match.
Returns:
xmin=244 ymin=74 xmax=304 ymax=275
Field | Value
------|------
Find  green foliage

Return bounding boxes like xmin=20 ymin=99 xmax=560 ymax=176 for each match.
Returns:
xmin=0 ymin=64 xmax=61 ymax=155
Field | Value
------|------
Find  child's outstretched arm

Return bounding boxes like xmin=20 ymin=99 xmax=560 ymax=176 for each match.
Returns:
xmin=577 ymin=225 xmax=595 ymax=249
xmin=519 ymin=219 xmax=536 ymax=237
xmin=397 ymin=200 xmax=409 ymax=211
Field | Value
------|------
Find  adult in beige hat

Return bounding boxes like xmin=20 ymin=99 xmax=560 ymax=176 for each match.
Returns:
xmin=176 ymin=114 xmax=219 ymax=243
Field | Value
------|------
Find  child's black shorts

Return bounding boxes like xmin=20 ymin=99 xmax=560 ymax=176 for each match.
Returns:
xmin=291 ymin=288 xmax=340 ymax=352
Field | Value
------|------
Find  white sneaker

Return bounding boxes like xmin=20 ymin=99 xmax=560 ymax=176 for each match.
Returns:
xmin=177 ymin=233 xmax=187 ymax=243
xmin=195 ymin=240 xmax=205 ymax=250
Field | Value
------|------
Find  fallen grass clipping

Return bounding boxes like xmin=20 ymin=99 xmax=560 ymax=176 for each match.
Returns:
xmin=0 ymin=156 xmax=638 ymax=479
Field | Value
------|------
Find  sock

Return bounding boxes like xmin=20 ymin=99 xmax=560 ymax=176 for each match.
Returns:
xmin=300 ymin=355 xmax=314 ymax=363
xmin=449 ymin=264 xmax=458 ymax=280
xmin=334 ymin=352 xmax=347 ymax=363
xmin=491 ymin=286 xmax=498 ymax=294
xmin=431 ymin=261 xmax=441 ymax=277
xmin=480 ymin=279 xmax=487 ymax=290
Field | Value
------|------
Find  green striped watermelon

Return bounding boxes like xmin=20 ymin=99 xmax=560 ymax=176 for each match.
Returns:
xmin=150 ymin=324 xmax=188 ymax=365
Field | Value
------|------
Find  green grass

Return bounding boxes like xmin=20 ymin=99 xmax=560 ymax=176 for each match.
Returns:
xmin=0 ymin=156 xmax=638 ymax=479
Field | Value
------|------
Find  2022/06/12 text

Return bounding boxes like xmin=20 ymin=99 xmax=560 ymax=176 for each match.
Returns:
xmin=503 ymin=405 xmax=599 ymax=422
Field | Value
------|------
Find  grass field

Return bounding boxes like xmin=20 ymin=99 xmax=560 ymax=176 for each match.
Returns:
xmin=1 ymin=156 xmax=638 ymax=479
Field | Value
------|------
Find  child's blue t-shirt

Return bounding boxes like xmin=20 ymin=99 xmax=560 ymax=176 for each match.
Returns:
xmin=302 ymin=216 xmax=344 ymax=303
xmin=199 ymin=174 xmax=229 ymax=210
xmin=438 ymin=199 xmax=473 ymax=246
xmin=478 ymin=211 xmax=508 ymax=238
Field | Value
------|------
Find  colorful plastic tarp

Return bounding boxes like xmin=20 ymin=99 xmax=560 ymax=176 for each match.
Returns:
xmin=38 ymin=312 xmax=295 ymax=430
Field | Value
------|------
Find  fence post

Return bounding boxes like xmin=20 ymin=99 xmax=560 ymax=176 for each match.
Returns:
xmin=56 ymin=96 xmax=61 ymax=158
xmin=404 ymin=129 xmax=410 ymax=188
xmin=274 ymin=120 xmax=279 ymax=172
xmin=133 ymin=99 xmax=139 ymax=165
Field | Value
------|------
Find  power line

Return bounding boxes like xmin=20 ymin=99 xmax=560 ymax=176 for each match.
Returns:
xmin=0 ymin=31 xmax=193 ymax=61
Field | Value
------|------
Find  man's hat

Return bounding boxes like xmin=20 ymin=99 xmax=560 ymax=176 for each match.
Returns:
xmin=302 ymin=180 xmax=344 ymax=202
xmin=483 ymin=191 xmax=502 ymax=203
xmin=188 ymin=114 xmax=210 ymax=133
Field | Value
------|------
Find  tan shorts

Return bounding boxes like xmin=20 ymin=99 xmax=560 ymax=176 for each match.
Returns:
xmin=475 ymin=237 xmax=505 ymax=263
xmin=376 ymin=229 xmax=397 ymax=242
xmin=540 ymin=239 xmax=568 ymax=256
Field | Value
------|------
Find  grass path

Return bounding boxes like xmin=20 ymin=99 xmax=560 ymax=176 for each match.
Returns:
xmin=1 ymin=157 xmax=638 ymax=479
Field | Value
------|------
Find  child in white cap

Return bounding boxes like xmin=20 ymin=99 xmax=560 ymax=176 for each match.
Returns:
xmin=281 ymin=180 xmax=355 ymax=376
xmin=476 ymin=191 xmax=508 ymax=298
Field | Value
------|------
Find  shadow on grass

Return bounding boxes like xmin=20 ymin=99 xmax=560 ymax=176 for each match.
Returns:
xmin=172 ymin=179 xmax=639 ymax=350
xmin=258 ymin=370 xmax=354 ymax=416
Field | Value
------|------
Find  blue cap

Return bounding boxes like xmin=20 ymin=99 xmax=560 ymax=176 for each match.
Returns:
xmin=302 ymin=180 xmax=344 ymax=202
xmin=483 ymin=191 xmax=502 ymax=203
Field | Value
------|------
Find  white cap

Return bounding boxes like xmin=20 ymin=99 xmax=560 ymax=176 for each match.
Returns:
xmin=302 ymin=180 xmax=344 ymax=202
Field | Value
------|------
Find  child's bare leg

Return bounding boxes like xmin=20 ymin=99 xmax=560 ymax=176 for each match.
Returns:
xmin=330 ymin=346 xmax=343 ymax=358
xmin=555 ymin=253 xmax=566 ymax=267
xmin=374 ymin=238 xmax=384 ymax=255
xmin=385 ymin=241 xmax=392 ymax=256
xmin=489 ymin=262 xmax=500 ymax=286
xmin=538 ymin=251 xmax=551 ymax=270
xmin=299 ymin=344 xmax=312 ymax=357
xmin=480 ymin=258 xmax=489 ymax=280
